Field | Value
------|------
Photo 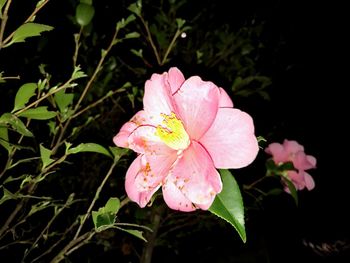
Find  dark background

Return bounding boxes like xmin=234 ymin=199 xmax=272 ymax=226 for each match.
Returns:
xmin=1 ymin=0 xmax=348 ymax=262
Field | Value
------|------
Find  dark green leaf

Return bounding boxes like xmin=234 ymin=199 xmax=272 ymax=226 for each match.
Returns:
xmin=67 ymin=143 xmax=112 ymax=158
xmin=124 ymin=32 xmax=140 ymax=39
xmin=10 ymin=23 xmax=53 ymax=44
xmin=76 ymin=3 xmax=95 ymax=26
xmin=109 ymin=146 xmax=129 ymax=162
xmin=0 ymin=113 xmax=33 ymax=137
xmin=12 ymin=83 xmax=38 ymax=112
xmin=283 ymin=177 xmax=298 ymax=206
xmin=115 ymin=227 xmax=147 ymax=242
xmin=209 ymin=169 xmax=246 ymax=242
xmin=0 ymin=187 xmax=17 ymax=205
xmin=18 ymin=106 xmax=56 ymax=120
xmin=0 ymin=127 xmax=11 ymax=152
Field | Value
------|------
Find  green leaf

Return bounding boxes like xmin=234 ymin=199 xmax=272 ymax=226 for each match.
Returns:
xmin=283 ymin=177 xmax=298 ymax=206
xmin=124 ymin=32 xmax=140 ymax=39
xmin=0 ymin=113 xmax=33 ymax=137
xmin=12 ymin=83 xmax=38 ymax=112
xmin=115 ymin=227 xmax=147 ymax=242
xmin=176 ymin=18 xmax=186 ymax=28
xmin=39 ymin=144 xmax=54 ymax=170
xmin=71 ymin=65 xmax=87 ymax=80
xmin=67 ymin=143 xmax=112 ymax=158
xmin=116 ymin=14 xmax=136 ymax=30
xmin=209 ymin=169 xmax=246 ymax=242
xmin=0 ymin=126 xmax=11 ymax=152
xmin=80 ymin=0 xmax=92 ymax=4
xmin=18 ymin=106 xmax=56 ymax=120
xmin=105 ymin=197 xmax=120 ymax=214
xmin=109 ymin=146 xmax=129 ymax=162
xmin=0 ymin=187 xmax=17 ymax=205
xmin=0 ymin=0 xmax=7 ymax=17
xmin=9 ymin=23 xmax=53 ymax=44
xmin=54 ymin=90 xmax=74 ymax=113
xmin=76 ymin=3 xmax=95 ymax=26
xmin=127 ymin=0 xmax=142 ymax=16
xmin=92 ymin=198 xmax=120 ymax=231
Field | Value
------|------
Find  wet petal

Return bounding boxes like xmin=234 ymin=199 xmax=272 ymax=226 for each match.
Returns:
xmin=143 ymin=72 xmax=176 ymax=125
xmin=125 ymin=155 xmax=162 ymax=208
xmin=200 ymin=108 xmax=259 ymax=168
xmin=171 ymin=141 xmax=222 ymax=209
xmin=113 ymin=110 xmax=148 ymax=148
xmin=174 ymin=76 xmax=220 ymax=139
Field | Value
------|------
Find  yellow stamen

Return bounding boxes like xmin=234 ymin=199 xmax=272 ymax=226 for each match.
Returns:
xmin=155 ymin=112 xmax=190 ymax=150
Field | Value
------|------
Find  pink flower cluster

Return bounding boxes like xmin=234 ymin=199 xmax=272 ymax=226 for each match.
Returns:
xmin=265 ymin=139 xmax=316 ymax=192
xmin=114 ymin=67 xmax=259 ymax=211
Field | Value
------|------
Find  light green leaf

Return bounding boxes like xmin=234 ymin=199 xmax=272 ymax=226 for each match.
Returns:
xmin=28 ymin=200 xmax=52 ymax=217
xmin=127 ymin=1 xmax=142 ymax=16
xmin=0 ymin=126 xmax=11 ymax=152
xmin=0 ymin=0 xmax=7 ymax=17
xmin=104 ymin=197 xmax=120 ymax=214
xmin=39 ymin=144 xmax=54 ymax=170
xmin=92 ymin=210 xmax=115 ymax=230
xmin=54 ymin=90 xmax=74 ymax=113
xmin=67 ymin=143 xmax=112 ymax=158
xmin=76 ymin=3 xmax=95 ymax=26
xmin=12 ymin=83 xmax=38 ymax=112
xmin=116 ymin=14 xmax=136 ymax=30
xmin=115 ymin=227 xmax=147 ymax=242
xmin=209 ymin=169 xmax=246 ymax=242
xmin=71 ymin=65 xmax=87 ymax=80
xmin=0 ymin=187 xmax=17 ymax=205
xmin=18 ymin=106 xmax=56 ymax=120
xmin=176 ymin=18 xmax=186 ymax=28
xmin=0 ymin=113 xmax=33 ymax=137
xmin=10 ymin=23 xmax=53 ymax=44
xmin=124 ymin=32 xmax=140 ymax=39
xmin=80 ymin=0 xmax=92 ymax=4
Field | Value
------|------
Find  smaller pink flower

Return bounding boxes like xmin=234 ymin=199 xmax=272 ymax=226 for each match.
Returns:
xmin=265 ymin=139 xmax=316 ymax=192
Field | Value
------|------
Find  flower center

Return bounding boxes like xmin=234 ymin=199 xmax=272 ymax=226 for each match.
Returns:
xmin=155 ymin=112 xmax=190 ymax=150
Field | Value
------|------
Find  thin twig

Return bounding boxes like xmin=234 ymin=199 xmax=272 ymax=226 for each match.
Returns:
xmin=0 ymin=0 xmax=12 ymax=48
xmin=73 ymin=160 xmax=118 ymax=239
xmin=161 ymin=29 xmax=181 ymax=65
xmin=139 ymin=15 xmax=161 ymax=65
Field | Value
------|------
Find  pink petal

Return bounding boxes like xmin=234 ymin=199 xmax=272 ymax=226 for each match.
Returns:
xmin=168 ymin=67 xmax=185 ymax=94
xmin=283 ymin=139 xmax=304 ymax=154
xmin=219 ymin=88 xmax=234 ymax=108
xmin=303 ymin=171 xmax=315 ymax=190
xmin=286 ymin=170 xmax=305 ymax=190
xmin=143 ymin=72 xmax=176 ymax=125
xmin=125 ymin=155 xmax=162 ymax=208
xmin=293 ymin=151 xmax=316 ymax=170
xmin=162 ymin=177 xmax=196 ymax=212
xmin=265 ymin=142 xmax=289 ymax=164
xmin=113 ymin=110 xmax=148 ymax=148
xmin=200 ymin=108 xmax=259 ymax=169
xmin=170 ymin=141 xmax=222 ymax=209
xmin=128 ymin=125 xmax=174 ymax=155
xmin=173 ymin=76 xmax=220 ymax=140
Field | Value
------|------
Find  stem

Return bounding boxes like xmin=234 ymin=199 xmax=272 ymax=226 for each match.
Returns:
xmin=161 ymin=28 xmax=181 ymax=65
xmin=52 ymin=29 xmax=119 ymax=154
xmin=140 ymin=205 xmax=165 ymax=263
xmin=0 ymin=0 xmax=12 ymax=49
xmin=0 ymin=75 xmax=20 ymax=80
xmin=1 ymin=0 xmax=50 ymax=47
xmin=49 ymin=231 xmax=95 ymax=263
xmin=72 ymin=27 xmax=83 ymax=67
xmin=244 ymin=175 xmax=268 ymax=190
xmin=139 ymin=15 xmax=161 ymax=65
xmin=71 ymin=88 xmax=122 ymax=119
xmin=73 ymin=160 xmax=118 ymax=239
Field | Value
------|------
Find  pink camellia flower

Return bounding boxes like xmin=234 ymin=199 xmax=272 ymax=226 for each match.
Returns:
xmin=265 ymin=139 xmax=316 ymax=192
xmin=113 ymin=67 xmax=259 ymax=211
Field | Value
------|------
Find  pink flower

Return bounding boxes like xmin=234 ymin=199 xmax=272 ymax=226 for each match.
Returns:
xmin=265 ymin=139 xmax=316 ymax=192
xmin=114 ymin=67 xmax=259 ymax=211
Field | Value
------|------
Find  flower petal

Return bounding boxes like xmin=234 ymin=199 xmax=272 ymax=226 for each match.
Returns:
xmin=293 ymin=151 xmax=317 ymax=170
xmin=219 ymin=88 xmax=234 ymax=108
xmin=174 ymin=76 xmax=220 ymax=139
xmin=143 ymin=72 xmax=175 ymax=125
xmin=200 ymin=108 xmax=259 ymax=169
xmin=303 ymin=171 xmax=315 ymax=190
xmin=265 ymin=142 xmax=289 ymax=164
xmin=113 ymin=110 xmax=148 ymax=148
xmin=170 ymin=141 xmax=222 ymax=209
xmin=283 ymin=139 xmax=304 ymax=154
xmin=125 ymin=155 xmax=162 ymax=208
xmin=128 ymin=125 xmax=174 ymax=155
xmin=162 ymin=177 xmax=196 ymax=212
xmin=168 ymin=67 xmax=185 ymax=94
